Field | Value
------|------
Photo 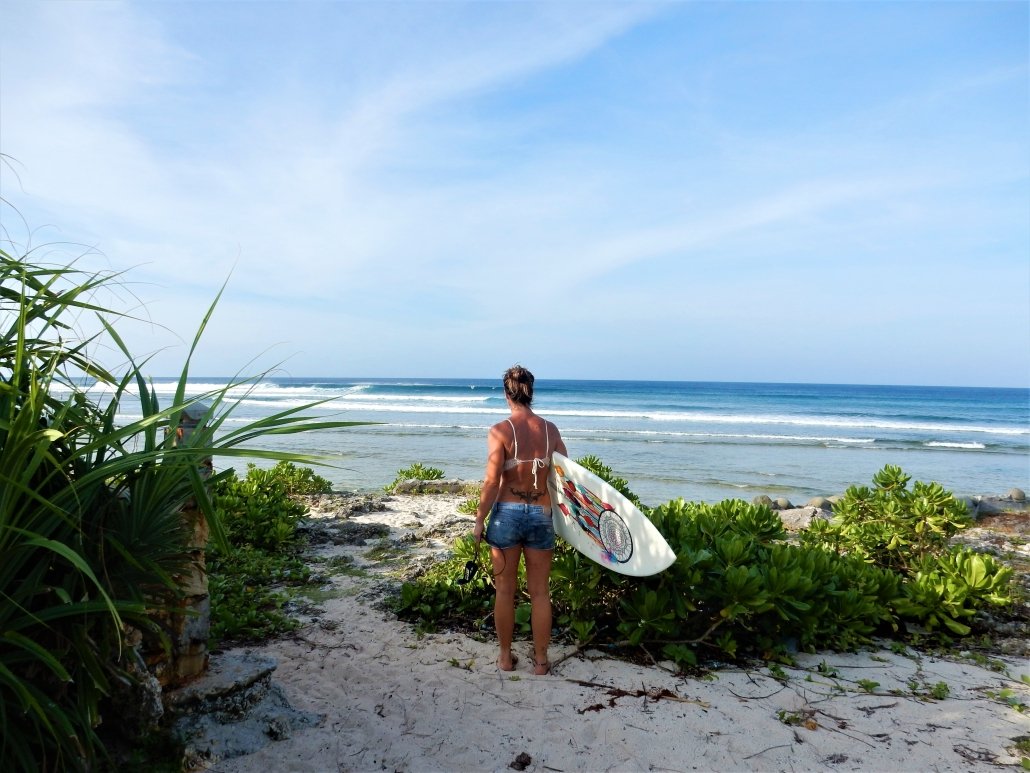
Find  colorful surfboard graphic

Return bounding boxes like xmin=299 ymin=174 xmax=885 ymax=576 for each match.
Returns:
xmin=553 ymin=463 xmax=633 ymax=563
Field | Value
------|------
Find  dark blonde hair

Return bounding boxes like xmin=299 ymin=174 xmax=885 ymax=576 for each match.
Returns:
xmin=503 ymin=365 xmax=535 ymax=406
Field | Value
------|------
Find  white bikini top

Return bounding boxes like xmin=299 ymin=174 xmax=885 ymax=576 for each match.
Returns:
xmin=502 ymin=418 xmax=550 ymax=489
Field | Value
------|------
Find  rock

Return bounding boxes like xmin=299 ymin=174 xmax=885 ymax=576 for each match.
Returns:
xmin=1009 ymin=488 xmax=1026 ymax=502
xmin=779 ymin=507 xmax=833 ymax=531
xmin=106 ymin=644 xmax=165 ymax=744
xmin=174 ymin=681 xmax=323 ymax=768
xmin=806 ymin=497 xmax=834 ymax=510
xmin=165 ymin=652 xmax=278 ymax=717
xmin=752 ymin=495 xmax=774 ymax=508
xmin=510 ymin=752 xmax=533 ymax=771
xmin=166 ymin=652 xmax=323 ymax=768
xmin=393 ymin=478 xmax=470 ymax=494
xmin=975 ymin=496 xmax=1021 ymax=517
xmin=774 ymin=497 xmax=793 ymax=510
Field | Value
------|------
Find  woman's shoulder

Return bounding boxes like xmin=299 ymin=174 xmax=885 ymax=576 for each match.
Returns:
xmin=490 ymin=418 xmax=514 ymax=435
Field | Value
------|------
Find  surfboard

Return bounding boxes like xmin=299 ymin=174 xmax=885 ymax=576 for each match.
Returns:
xmin=548 ymin=452 xmax=676 ymax=577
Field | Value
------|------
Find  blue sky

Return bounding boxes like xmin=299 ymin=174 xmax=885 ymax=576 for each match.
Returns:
xmin=1 ymin=1 xmax=1027 ymax=387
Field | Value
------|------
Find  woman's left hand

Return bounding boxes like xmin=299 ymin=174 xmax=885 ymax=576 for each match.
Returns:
xmin=472 ymin=520 xmax=484 ymax=544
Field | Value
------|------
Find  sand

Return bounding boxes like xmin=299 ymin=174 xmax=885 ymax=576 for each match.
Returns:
xmin=208 ymin=493 xmax=1030 ymax=773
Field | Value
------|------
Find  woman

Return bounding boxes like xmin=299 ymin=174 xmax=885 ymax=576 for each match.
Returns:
xmin=473 ymin=365 xmax=567 ymax=676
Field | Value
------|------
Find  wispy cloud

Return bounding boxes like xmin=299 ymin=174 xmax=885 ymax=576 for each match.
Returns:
xmin=1 ymin=0 xmax=1026 ymax=384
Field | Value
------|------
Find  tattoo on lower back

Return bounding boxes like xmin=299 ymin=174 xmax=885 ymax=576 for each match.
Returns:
xmin=510 ymin=487 xmax=543 ymax=503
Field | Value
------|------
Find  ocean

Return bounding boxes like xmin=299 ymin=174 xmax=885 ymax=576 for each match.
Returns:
xmin=106 ymin=378 xmax=1029 ymax=507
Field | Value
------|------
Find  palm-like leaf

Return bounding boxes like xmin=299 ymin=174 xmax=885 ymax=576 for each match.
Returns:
xmin=1 ymin=248 xmax=366 ymax=770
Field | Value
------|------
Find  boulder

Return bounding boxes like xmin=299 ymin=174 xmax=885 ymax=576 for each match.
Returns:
xmin=166 ymin=652 xmax=323 ymax=768
xmin=393 ymin=478 xmax=469 ymax=494
xmin=752 ymin=495 xmax=774 ymax=509
xmin=774 ymin=497 xmax=793 ymax=511
xmin=806 ymin=497 xmax=834 ymax=511
xmin=779 ymin=507 xmax=833 ymax=531
xmin=1009 ymin=488 xmax=1026 ymax=502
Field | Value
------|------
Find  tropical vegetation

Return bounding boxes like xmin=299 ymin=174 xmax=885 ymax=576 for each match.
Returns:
xmin=208 ymin=462 xmax=332 ymax=642
xmin=0 ymin=249 xmax=357 ymax=771
xmin=396 ymin=461 xmax=1015 ymax=667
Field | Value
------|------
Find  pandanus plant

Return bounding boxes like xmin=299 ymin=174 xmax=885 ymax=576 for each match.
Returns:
xmin=0 ymin=248 xmax=360 ymax=771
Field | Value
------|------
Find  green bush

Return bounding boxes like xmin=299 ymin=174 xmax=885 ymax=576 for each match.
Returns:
xmin=208 ymin=546 xmax=310 ymax=642
xmin=263 ymin=460 xmax=333 ymax=495
xmin=213 ymin=464 xmax=310 ymax=552
xmin=393 ymin=535 xmax=496 ymax=632
xmin=208 ymin=463 xmax=330 ymax=642
xmin=394 ymin=460 xmax=1014 ymax=669
xmin=801 ymin=464 xmax=973 ymax=574
xmin=894 ymin=548 xmax=1014 ymax=636
xmin=800 ymin=464 xmax=1013 ymax=639
xmin=385 ymin=461 xmax=445 ymax=492
xmin=0 ymin=249 xmax=359 ymax=771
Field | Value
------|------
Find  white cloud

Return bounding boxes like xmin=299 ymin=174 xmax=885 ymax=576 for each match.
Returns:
xmin=2 ymin=1 xmax=1026 ymax=385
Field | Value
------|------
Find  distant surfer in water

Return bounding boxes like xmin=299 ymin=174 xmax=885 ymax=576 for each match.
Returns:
xmin=474 ymin=365 xmax=568 ymax=676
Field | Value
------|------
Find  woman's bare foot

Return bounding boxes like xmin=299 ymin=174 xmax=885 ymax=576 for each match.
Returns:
xmin=533 ymin=659 xmax=550 ymax=676
xmin=497 ymin=652 xmax=518 ymax=671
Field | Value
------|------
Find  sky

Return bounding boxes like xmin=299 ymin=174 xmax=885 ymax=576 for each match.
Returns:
xmin=1 ymin=1 xmax=1027 ymax=387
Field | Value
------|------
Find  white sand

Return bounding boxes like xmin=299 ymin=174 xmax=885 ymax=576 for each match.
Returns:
xmin=211 ymin=494 xmax=1030 ymax=773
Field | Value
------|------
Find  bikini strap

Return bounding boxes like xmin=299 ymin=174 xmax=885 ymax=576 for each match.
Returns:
xmin=506 ymin=418 xmax=518 ymax=460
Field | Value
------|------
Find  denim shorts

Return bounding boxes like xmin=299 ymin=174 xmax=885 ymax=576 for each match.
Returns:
xmin=485 ymin=501 xmax=555 ymax=551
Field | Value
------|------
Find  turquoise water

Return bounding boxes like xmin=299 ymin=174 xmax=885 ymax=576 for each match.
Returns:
xmin=101 ymin=378 xmax=1029 ymax=507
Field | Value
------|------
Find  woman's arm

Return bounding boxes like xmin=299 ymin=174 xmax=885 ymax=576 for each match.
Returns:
xmin=473 ymin=424 xmax=506 ymax=542
xmin=552 ymin=421 xmax=568 ymax=458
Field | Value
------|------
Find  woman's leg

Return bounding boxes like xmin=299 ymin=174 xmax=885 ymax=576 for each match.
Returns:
xmin=523 ymin=547 xmax=553 ymax=674
xmin=491 ymin=545 xmax=522 ymax=670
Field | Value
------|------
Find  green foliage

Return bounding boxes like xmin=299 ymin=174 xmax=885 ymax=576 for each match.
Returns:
xmin=801 ymin=465 xmax=1013 ymax=640
xmin=208 ymin=547 xmax=309 ymax=641
xmin=394 ymin=461 xmax=1015 ymax=671
xmin=894 ymin=549 xmax=1014 ymax=636
xmin=392 ymin=535 xmax=496 ymax=630
xmin=213 ymin=464 xmax=310 ymax=552
xmin=262 ymin=461 xmax=333 ymax=495
xmin=385 ymin=462 xmax=445 ymax=492
xmin=207 ymin=463 xmax=334 ymax=642
xmin=0 ymin=248 xmax=360 ymax=770
xmin=400 ymin=482 xmax=908 ymax=667
xmin=801 ymin=464 xmax=972 ymax=574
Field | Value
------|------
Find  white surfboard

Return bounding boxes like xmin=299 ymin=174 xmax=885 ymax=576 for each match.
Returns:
xmin=548 ymin=452 xmax=676 ymax=577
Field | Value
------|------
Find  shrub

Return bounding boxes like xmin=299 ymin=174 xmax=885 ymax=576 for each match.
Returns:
xmin=213 ymin=465 xmax=310 ymax=552
xmin=0 ymin=248 xmax=358 ymax=771
xmin=801 ymin=464 xmax=972 ymax=574
xmin=394 ymin=460 xmax=1014 ymax=669
xmin=385 ymin=461 xmax=445 ymax=492
xmin=207 ymin=462 xmax=334 ymax=642
xmin=393 ymin=535 xmax=497 ymax=631
xmin=263 ymin=460 xmax=333 ymax=495
xmin=801 ymin=464 xmax=1013 ymax=639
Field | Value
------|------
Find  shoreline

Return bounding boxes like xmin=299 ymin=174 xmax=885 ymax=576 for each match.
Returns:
xmin=192 ymin=491 xmax=1030 ymax=772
